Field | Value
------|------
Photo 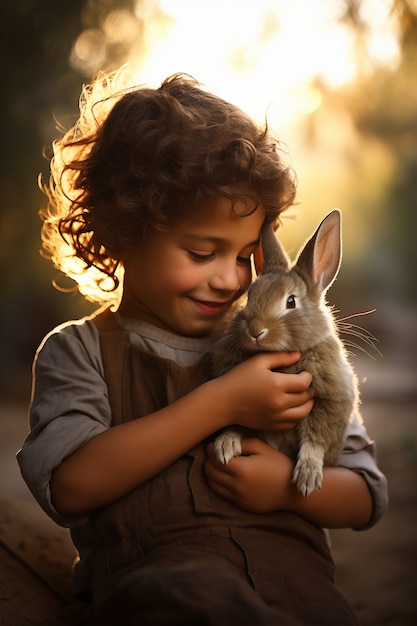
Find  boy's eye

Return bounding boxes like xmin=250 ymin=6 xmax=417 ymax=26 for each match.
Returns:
xmin=187 ymin=251 xmax=252 ymax=265
xmin=188 ymin=251 xmax=214 ymax=262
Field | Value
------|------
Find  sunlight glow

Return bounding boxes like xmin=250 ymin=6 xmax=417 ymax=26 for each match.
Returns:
xmin=124 ymin=0 xmax=399 ymax=130
xmin=360 ymin=0 xmax=401 ymax=68
xmin=68 ymin=1 xmax=400 ymax=130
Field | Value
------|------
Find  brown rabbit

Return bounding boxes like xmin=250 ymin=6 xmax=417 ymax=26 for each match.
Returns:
xmin=211 ymin=209 xmax=359 ymax=496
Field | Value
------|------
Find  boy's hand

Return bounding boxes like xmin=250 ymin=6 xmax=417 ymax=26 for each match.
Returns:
xmin=204 ymin=438 xmax=374 ymax=528
xmin=204 ymin=438 xmax=295 ymax=513
xmin=218 ymin=351 xmax=314 ymax=431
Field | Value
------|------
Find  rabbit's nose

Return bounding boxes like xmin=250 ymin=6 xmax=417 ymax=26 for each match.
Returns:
xmin=247 ymin=320 xmax=269 ymax=344
xmin=254 ymin=329 xmax=268 ymax=344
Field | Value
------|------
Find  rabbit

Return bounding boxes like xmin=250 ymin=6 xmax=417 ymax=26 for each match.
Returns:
xmin=211 ymin=209 xmax=359 ymax=496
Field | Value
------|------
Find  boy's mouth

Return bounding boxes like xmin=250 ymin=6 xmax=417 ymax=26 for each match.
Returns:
xmin=190 ymin=298 xmax=230 ymax=316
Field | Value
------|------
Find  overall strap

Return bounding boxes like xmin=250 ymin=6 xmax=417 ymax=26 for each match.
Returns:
xmin=92 ymin=307 xmax=212 ymax=425
xmin=92 ymin=308 xmax=131 ymax=425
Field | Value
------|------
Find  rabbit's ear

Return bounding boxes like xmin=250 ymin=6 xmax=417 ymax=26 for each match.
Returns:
xmin=261 ymin=221 xmax=291 ymax=274
xmin=296 ymin=210 xmax=342 ymax=292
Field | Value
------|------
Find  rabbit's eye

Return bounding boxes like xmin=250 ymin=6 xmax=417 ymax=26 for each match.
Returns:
xmin=286 ymin=295 xmax=296 ymax=309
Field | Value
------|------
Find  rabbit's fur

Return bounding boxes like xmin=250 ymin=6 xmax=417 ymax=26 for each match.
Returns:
xmin=211 ymin=210 xmax=359 ymax=496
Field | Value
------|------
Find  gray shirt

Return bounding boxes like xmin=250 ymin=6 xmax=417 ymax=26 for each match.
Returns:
xmin=17 ymin=311 xmax=388 ymax=530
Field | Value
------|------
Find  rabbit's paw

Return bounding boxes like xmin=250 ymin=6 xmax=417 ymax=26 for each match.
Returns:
xmin=292 ymin=456 xmax=323 ymax=497
xmin=214 ymin=430 xmax=243 ymax=464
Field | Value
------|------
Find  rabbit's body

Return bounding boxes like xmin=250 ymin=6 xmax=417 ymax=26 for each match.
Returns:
xmin=211 ymin=210 xmax=359 ymax=496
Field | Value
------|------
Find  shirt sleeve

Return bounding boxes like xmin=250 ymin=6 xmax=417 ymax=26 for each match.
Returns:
xmin=16 ymin=317 xmax=111 ymax=528
xmin=338 ymin=411 xmax=388 ymax=530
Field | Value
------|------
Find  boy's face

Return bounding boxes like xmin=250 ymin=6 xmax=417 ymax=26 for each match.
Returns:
xmin=119 ymin=196 xmax=265 ymax=337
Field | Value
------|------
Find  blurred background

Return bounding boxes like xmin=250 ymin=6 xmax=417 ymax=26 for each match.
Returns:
xmin=0 ymin=0 xmax=416 ymax=624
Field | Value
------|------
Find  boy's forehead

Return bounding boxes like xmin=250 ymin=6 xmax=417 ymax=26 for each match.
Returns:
xmin=179 ymin=196 xmax=265 ymax=229
xmin=176 ymin=202 xmax=265 ymax=248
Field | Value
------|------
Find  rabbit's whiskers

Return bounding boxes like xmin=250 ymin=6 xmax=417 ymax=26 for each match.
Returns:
xmin=335 ymin=310 xmax=382 ymax=360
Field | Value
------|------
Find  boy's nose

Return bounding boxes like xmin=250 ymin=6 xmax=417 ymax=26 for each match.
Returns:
xmin=209 ymin=265 xmax=240 ymax=293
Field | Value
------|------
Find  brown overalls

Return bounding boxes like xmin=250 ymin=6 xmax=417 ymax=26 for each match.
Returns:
xmin=79 ymin=309 xmax=358 ymax=625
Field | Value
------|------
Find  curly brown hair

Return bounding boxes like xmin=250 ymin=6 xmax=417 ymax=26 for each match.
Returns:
xmin=41 ymin=69 xmax=296 ymax=304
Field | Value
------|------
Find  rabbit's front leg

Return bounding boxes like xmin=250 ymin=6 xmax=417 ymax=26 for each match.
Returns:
xmin=214 ymin=428 xmax=245 ymax=464
xmin=292 ymin=441 xmax=325 ymax=496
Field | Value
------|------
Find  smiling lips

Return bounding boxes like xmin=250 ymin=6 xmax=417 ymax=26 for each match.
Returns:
xmin=191 ymin=298 xmax=230 ymax=316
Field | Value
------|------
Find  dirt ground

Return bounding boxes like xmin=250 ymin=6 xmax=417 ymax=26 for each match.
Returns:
xmin=1 ymin=347 xmax=416 ymax=625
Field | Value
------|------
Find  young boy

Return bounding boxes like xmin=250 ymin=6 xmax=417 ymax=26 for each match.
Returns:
xmin=18 ymin=71 xmax=387 ymax=625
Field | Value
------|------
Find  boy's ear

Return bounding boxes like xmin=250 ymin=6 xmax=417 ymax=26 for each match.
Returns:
xmin=254 ymin=240 xmax=264 ymax=276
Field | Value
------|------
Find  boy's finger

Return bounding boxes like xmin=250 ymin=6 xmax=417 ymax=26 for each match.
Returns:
xmin=256 ymin=351 xmax=302 ymax=370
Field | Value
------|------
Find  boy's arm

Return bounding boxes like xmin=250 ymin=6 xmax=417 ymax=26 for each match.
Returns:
xmin=18 ymin=324 xmax=313 ymax=524
xmin=336 ymin=411 xmax=388 ymax=529
xmin=50 ymin=351 xmax=313 ymax=517
xmin=21 ymin=314 xmax=384 ymax=530
xmin=204 ymin=438 xmax=374 ymax=529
